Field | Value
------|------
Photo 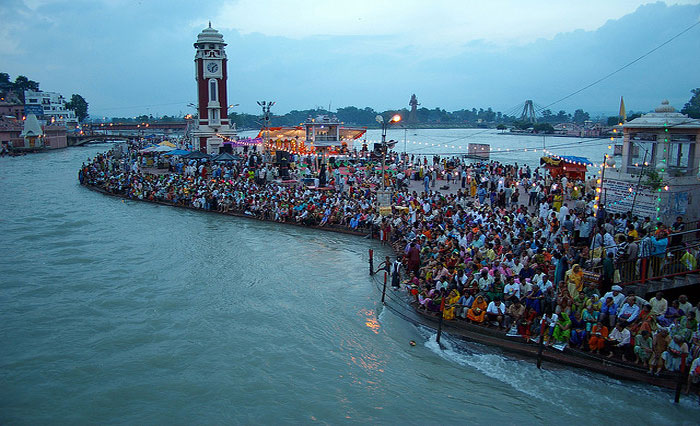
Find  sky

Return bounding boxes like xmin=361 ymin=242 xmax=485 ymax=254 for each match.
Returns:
xmin=1 ymin=0 xmax=699 ymax=119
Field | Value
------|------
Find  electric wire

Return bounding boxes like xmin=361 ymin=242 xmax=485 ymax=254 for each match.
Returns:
xmin=535 ymin=20 xmax=700 ymax=113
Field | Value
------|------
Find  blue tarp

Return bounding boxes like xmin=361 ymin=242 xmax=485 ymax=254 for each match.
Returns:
xmin=164 ymin=149 xmax=190 ymax=156
xmin=559 ymin=156 xmax=593 ymax=166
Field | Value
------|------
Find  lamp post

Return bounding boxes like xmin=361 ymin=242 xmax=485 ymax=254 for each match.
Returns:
xmin=257 ymin=101 xmax=275 ymax=154
xmin=376 ymin=114 xmax=401 ymax=191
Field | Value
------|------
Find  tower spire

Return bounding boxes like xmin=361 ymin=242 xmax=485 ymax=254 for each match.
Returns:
xmin=208 ymin=21 xmax=212 ymax=28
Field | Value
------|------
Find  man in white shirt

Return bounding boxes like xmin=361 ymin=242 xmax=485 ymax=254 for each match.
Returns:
xmin=607 ymin=322 xmax=632 ymax=361
xmin=486 ymin=299 xmax=506 ymax=328
xmin=617 ymin=297 xmax=640 ymax=324
xmin=503 ymin=278 xmax=521 ymax=304
xmin=648 ymin=292 xmax=668 ymax=317
xmin=678 ymin=294 xmax=692 ymax=315
xmin=602 ymin=285 xmax=626 ymax=307
xmin=558 ymin=203 xmax=570 ymax=222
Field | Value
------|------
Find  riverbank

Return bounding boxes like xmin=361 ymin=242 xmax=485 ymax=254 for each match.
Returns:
xmin=81 ymin=183 xmax=372 ymax=240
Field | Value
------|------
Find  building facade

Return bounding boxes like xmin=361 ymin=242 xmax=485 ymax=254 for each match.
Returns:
xmin=24 ymin=90 xmax=78 ymax=126
xmin=192 ymin=23 xmax=237 ymax=153
xmin=601 ymin=100 xmax=700 ymax=223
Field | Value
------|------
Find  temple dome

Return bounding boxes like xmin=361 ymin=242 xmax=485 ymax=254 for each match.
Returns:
xmin=654 ymin=99 xmax=676 ymax=113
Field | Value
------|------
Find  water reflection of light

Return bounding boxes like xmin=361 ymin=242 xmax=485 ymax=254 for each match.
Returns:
xmin=361 ymin=308 xmax=380 ymax=334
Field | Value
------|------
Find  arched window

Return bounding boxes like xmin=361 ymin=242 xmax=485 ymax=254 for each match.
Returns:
xmin=209 ymin=79 xmax=217 ymax=102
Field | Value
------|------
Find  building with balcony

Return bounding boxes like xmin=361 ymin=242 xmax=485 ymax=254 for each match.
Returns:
xmin=601 ymin=100 xmax=700 ymax=223
xmin=24 ymin=90 xmax=78 ymax=126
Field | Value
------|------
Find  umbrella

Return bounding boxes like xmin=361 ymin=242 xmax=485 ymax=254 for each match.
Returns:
xmin=211 ymin=152 xmax=241 ymax=162
xmin=152 ymin=145 xmax=175 ymax=152
xmin=158 ymin=141 xmax=176 ymax=148
xmin=182 ymin=151 xmax=210 ymax=160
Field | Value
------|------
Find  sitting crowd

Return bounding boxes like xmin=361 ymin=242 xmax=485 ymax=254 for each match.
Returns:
xmin=80 ymin=140 xmax=700 ymax=390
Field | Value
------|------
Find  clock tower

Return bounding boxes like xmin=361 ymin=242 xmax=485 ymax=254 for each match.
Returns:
xmin=192 ymin=22 xmax=237 ymax=153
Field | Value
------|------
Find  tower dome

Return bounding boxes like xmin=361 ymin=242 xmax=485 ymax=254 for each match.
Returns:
xmin=194 ymin=22 xmax=226 ymax=48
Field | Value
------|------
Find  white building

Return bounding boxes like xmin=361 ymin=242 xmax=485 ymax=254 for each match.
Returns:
xmin=24 ymin=90 xmax=78 ymax=126
xmin=601 ymin=100 xmax=700 ymax=223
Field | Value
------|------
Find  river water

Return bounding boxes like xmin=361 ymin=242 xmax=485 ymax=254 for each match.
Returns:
xmin=1 ymin=137 xmax=698 ymax=424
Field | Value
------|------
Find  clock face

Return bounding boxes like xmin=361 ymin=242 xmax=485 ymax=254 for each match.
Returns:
xmin=206 ymin=62 xmax=219 ymax=73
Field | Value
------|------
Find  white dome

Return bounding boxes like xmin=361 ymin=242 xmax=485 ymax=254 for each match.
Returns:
xmin=194 ymin=22 xmax=226 ymax=47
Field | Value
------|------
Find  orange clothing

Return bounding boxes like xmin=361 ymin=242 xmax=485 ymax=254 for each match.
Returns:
xmin=467 ymin=296 xmax=488 ymax=323
xmin=588 ymin=325 xmax=609 ymax=351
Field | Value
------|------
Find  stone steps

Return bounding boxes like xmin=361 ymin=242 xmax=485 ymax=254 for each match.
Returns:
xmin=629 ymin=273 xmax=700 ymax=297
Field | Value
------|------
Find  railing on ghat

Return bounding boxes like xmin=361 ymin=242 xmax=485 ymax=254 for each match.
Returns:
xmin=587 ymin=226 xmax=700 ymax=289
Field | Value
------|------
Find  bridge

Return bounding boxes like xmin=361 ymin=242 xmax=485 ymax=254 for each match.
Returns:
xmin=86 ymin=122 xmax=187 ymax=131
xmin=67 ymin=133 xmax=135 ymax=146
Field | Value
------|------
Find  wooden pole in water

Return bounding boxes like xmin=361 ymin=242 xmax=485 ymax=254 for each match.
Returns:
xmin=436 ymin=293 xmax=446 ymax=345
xmin=369 ymin=249 xmax=374 ymax=275
xmin=381 ymin=272 xmax=387 ymax=305
xmin=537 ymin=318 xmax=546 ymax=369
xmin=675 ymin=353 xmax=688 ymax=404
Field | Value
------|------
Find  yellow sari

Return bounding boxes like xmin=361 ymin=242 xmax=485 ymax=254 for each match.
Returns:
xmin=442 ymin=289 xmax=461 ymax=320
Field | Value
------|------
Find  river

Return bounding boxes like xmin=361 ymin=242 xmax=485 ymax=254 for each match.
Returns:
xmin=1 ymin=138 xmax=698 ymax=424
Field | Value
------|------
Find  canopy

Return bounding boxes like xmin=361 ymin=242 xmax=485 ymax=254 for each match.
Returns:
xmin=541 ymin=156 xmax=593 ymax=166
xmin=164 ymin=149 xmax=190 ymax=156
xmin=158 ymin=141 xmax=176 ymax=148
xmin=541 ymin=156 xmax=590 ymax=181
xmin=257 ymin=126 xmax=367 ymax=141
xmin=211 ymin=152 xmax=242 ymax=162
xmin=182 ymin=151 xmax=210 ymax=159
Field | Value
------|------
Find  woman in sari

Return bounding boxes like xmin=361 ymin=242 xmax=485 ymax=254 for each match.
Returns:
xmin=552 ymin=192 xmax=563 ymax=211
xmin=634 ymin=330 xmax=653 ymax=366
xmin=585 ymin=294 xmax=602 ymax=313
xmin=466 ymin=295 xmax=488 ymax=323
xmin=628 ymin=304 xmax=655 ymax=335
xmin=569 ymin=310 xmax=587 ymax=348
xmin=672 ymin=312 xmax=696 ymax=343
xmin=571 ymin=291 xmax=587 ymax=315
xmin=552 ymin=312 xmax=572 ymax=344
xmin=588 ymin=320 xmax=609 ymax=354
xmin=565 ymin=264 xmax=584 ymax=298
xmin=657 ymin=300 xmax=684 ymax=327
xmin=524 ymin=284 xmax=544 ymax=315
xmin=442 ymin=289 xmax=461 ymax=320
xmin=582 ymin=305 xmax=598 ymax=334
xmin=556 ymin=289 xmax=573 ymax=316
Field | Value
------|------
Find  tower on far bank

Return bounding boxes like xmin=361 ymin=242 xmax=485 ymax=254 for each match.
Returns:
xmin=408 ymin=94 xmax=419 ymax=123
xmin=192 ymin=22 xmax=237 ymax=153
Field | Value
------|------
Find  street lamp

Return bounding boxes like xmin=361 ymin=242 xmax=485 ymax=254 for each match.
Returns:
xmin=258 ymin=101 xmax=275 ymax=153
xmin=376 ymin=114 xmax=401 ymax=191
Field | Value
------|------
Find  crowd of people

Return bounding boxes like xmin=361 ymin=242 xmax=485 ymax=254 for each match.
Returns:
xmin=79 ymin=139 xmax=700 ymax=395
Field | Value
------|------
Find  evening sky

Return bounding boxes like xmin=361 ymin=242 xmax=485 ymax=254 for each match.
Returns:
xmin=1 ymin=0 xmax=699 ymax=118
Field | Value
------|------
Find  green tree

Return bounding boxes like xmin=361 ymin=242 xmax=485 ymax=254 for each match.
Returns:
xmin=540 ymin=109 xmax=553 ymax=123
xmin=572 ymin=109 xmax=590 ymax=124
xmin=680 ymin=88 xmax=700 ymax=119
xmin=0 ymin=72 xmax=11 ymax=90
xmin=555 ymin=110 xmax=570 ymax=122
xmin=65 ymin=94 xmax=89 ymax=122
xmin=607 ymin=116 xmax=621 ymax=126
xmin=12 ymin=75 xmax=40 ymax=103
xmin=533 ymin=123 xmax=554 ymax=133
xmin=496 ymin=124 xmax=507 ymax=133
